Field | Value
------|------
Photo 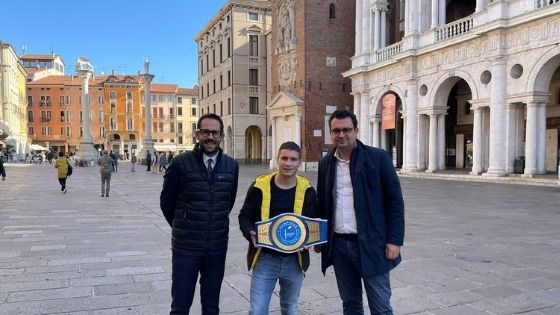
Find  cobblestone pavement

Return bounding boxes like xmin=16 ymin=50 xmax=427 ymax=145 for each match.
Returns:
xmin=0 ymin=162 xmax=559 ymax=315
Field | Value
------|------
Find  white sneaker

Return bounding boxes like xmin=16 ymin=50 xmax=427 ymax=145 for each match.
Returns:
xmin=63 ymin=188 xmax=68 ymax=193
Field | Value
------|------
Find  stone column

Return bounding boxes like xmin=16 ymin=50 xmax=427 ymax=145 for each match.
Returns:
xmin=360 ymin=93 xmax=370 ymax=145
xmin=381 ymin=128 xmax=387 ymax=150
xmin=417 ymin=115 xmax=427 ymax=170
xmin=353 ymin=92 xmax=361 ymax=121
xmin=486 ymin=58 xmax=507 ymax=176
xmin=476 ymin=0 xmax=485 ymax=12
xmin=537 ymin=104 xmax=547 ymax=174
xmin=482 ymin=108 xmax=490 ymax=171
xmin=371 ymin=116 xmax=381 ymax=148
xmin=405 ymin=0 xmax=411 ymax=36
xmin=75 ymin=61 xmax=96 ymax=163
xmin=362 ymin=0 xmax=371 ymax=54
xmin=380 ymin=9 xmax=387 ymax=48
xmin=140 ymin=59 xmax=155 ymax=161
xmin=356 ymin=0 xmax=363 ymax=55
xmin=437 ymin=113 xmax=446 ymax=170
xmin=411 ymin=0 xmax=419 ymax=34
xmin=404 ymin=80 xmax=418 ymax=172
xmin=505 ymin=104 xmax=518 ymax=174
xmin=270 ymin=117 xmax=277 ymax=169
xmin=374 ymin=9 xmax=381 ymax=51
xmin=295 ymin=112 xmax=301 ymax=146
xmin=401 ymin=112 xmax=408 ymax=168
xmin=439 ymin=0 xmax=446 ymax=25
xmin=427 ymin=114 xmax=438 ymax=172
xmin=524 ymin=102 xmax=538 ymax=175
xmin=431 ymin=0 xmax=439 ymax=28
xmin=471 ymin=107 xmax=483 ymax=175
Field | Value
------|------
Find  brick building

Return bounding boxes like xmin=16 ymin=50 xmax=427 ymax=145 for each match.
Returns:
xmin=268 ymin=0 xmax=355 ymax=170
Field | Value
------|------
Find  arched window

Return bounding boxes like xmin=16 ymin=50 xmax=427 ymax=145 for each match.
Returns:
xmin=329 ymin=3 xmax=336 ymax=20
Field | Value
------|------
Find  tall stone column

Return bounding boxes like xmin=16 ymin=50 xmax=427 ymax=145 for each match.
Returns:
xmin=362 ymin=0 xmax=371 ymax=54
xmin=75 ymin=57 xmax=96 ymax=163
xmin=427 ymin=114 xmax=438 ymax=172
xmin=471 ymin=107 xmax=483 ymax=175
xmin=356 ymin=0 xmax=363 ymax=55
xmin=439 ymin=0 xmax=446 ymax=25
xmin=404 ymin=80 xmax=418 ymax=172
xmin=417 ymin=115 xmax=427 ymax=170
xmin=371 ymin=116 xmax=381 ymax=148
xmin=537 ymin=104 xmax=547 ymax=174
xmin=269 ymin=117 xmax=277 ymax=169
xmin=431 ymin=0 xmax=439 ymax=28
xmin=139 ymin=58 xmax=155 ymax=161
xmin=437 ymin=113 xmax=446 ymax=170
xmin=476 ymin=0 xmax=485 ymax=12
xmin=360 ymin=93 xmax=370 ymax=145
xmin=380 ymin=9 xmax=387 ymax=48
xmin=486 ymin=58 xmax=507 ymax=176
xmin=295 ymin=112 xmax=301 ymax=146
xmin=373 ymin=9 xmax=381 ymax=51
xmin=524 ymin=102 xmax=538 ymax=175
xmin=505 ymin=104 xmax=518 ymax=174
xmin=401 ymin=112 xmax=408 ymax=169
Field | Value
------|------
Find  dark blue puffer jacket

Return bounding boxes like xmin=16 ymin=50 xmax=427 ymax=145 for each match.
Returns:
xmin=160 ymin=145 xmax=239 ymax=250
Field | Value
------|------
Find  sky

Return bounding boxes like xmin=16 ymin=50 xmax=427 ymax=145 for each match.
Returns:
xmin=0 ymin=0 xmax=227 ymax=88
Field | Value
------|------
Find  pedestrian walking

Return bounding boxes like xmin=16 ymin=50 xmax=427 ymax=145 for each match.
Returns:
xmin=160 ymin=113 xmax=239 ymax=315
xmin=109 ymin=150 xmax=118 ymax=172
xmin=98 ymin=149 xmax=113 ymax=197
xmin=317 ymin=110 xmax=405 ymax=315
xmin=47 ymin=151 xmax=54 ymax=164
xmin=238 ymin=141 xmax=318 ymax=314
xmin=0 ymin=153 xmax=6 ymax=181
xmin=54 ymin=151 xmax=70 ymax=193
xmin=158 ymin=152 xmax=167 ymax=173
xmin=145 ymin=150 xmax=151 ymax=171
xmin=130 ymin=153 xmax=137 ymax=172
xmin=151 ymin=151 xmax=158 ymax=174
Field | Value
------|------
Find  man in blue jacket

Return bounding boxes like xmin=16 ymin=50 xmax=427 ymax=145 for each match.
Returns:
xmin=317 ymin=110 xmax=405 ymax=315
xmin=160 ymin=113 xmax=239 ymax=315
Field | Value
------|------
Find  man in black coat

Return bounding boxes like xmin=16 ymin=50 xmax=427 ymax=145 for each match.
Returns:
xmin=317 ymin=110 xmax=405 ymax=315
xmin=145 ymin=150 xmax=151 ymax=171
xmin=160 ymin=113 xmax=239 ymax=315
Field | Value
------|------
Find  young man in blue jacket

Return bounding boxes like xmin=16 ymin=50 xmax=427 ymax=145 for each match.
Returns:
xmin=317 ymin=110 xmax=405 ymax=315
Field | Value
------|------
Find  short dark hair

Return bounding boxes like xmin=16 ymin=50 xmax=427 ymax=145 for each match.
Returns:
xmin=197 ymin=113 xmax=224 ymax=131
xmin=58 ymin=151 xmax=64 ymax=157
xmin=278 ymin=141 xmax=301 ymax=158
xmin=328 ymin=110 xmax=358 ymax=129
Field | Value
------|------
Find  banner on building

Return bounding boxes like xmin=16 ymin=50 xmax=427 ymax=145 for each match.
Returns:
xmin=381 ymin=94 xmax=396 ymax=130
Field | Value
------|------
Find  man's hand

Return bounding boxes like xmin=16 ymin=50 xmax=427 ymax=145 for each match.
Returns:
xmin=249 ymin=231 xmax=258 ymax=248
xmin=385 ymin=243 xmax=400 ymax=260
xmin=313 ymin=245 xmax=321 ymax=253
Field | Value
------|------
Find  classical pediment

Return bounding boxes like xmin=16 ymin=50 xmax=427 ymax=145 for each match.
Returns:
xmin=269 ymin=91 xmax=304 ymax=110
xmin=247 ymin=24 xmax=263 ymax=34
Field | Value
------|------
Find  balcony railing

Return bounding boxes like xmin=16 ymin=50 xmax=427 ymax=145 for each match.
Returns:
xmin=436 ymin=16 xmax=474 ymax=42
xmin=376 ymin=42 xmax=402 ymax=62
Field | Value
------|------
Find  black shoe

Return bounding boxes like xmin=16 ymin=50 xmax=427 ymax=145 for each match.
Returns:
xmin=101 ymin=194 xmax=105 ymax=197
xmin=105 ymin=194 xmax=109 ymax=197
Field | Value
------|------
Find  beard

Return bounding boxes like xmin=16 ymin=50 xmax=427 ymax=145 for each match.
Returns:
xmin=200 ymin=139 xmax=220 ymax=156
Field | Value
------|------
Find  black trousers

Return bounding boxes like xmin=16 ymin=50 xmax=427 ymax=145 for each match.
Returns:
xmin=170 ymin=246 xmax=227 ymax=315
xmin=58 ymin=177 xmax=67 ymax=190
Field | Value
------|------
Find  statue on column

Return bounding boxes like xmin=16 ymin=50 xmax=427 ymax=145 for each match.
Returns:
xmin=143 ymin=57 xmax=150 ymax=74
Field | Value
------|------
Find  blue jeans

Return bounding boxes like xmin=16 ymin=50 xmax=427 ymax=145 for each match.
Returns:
xmin=250 ymin=251 xmax=304 ymax=315
xmin=170 ymin=246 xmax=227 ymax=315
xmin=131 ymin=162 xmax=136 ymax=172
xmin=332 ymin=235 xmax=393 ymax=315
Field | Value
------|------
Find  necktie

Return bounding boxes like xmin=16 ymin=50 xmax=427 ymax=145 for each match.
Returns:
xmin=207 ymin=159 xmax=213 ymax=177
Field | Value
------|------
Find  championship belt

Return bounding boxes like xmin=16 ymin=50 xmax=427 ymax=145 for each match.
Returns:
xmin=255 ymin=213 xmax=328 ymax=254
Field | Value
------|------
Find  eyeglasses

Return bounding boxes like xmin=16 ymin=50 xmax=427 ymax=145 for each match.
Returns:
xmin=329 ymin=128 xmax=353 ymax=135
xmin=198 ymin=129 xmax=223 ymax=138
